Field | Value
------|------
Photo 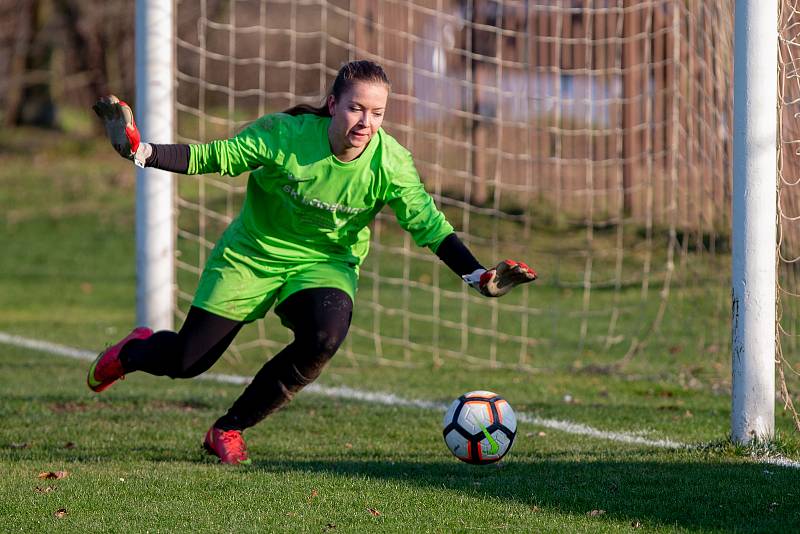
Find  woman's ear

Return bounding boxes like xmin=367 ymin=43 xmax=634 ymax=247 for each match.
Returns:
xmin=327 ymin=94 xmax=336 ymax=116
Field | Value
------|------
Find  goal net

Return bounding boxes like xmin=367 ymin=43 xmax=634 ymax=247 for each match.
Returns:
xmin=778 ymin=0 xmax=800 ymax=429
xmin=173 ymin=0 xmax=733 ymax=375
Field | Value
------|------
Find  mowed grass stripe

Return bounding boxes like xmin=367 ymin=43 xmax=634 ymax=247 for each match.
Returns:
xmin=2 ymin=329 xmax=796 ymax=461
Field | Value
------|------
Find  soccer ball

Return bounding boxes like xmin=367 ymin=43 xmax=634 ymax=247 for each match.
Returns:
xmin=442 ymin=390 xmax=517 ymax=464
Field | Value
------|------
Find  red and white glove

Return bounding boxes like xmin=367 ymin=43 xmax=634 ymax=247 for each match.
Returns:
xmin=462 ymin=260 xmax=538 ymax=297
xmin=92 ymin=95 xmax=150 ymax=168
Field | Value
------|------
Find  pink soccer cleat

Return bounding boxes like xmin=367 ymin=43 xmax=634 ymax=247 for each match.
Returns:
xmin=203 ymin=427 xmax=252 ymax=465
xmin=87 ymin=327 xmax=153 ymax=392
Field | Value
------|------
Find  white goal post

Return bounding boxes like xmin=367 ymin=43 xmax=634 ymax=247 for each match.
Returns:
xmin=731 ymin=0 xmax=777 ymax=444
xmin=135 ymin=0 xmax=175 ymax=331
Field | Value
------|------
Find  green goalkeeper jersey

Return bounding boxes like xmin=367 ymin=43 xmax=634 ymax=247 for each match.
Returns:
xmin=188 ymin=113 xmax=453 ymax=267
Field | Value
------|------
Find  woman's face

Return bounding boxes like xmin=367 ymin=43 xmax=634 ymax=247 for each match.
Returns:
xmin=327 ymin=81 xmax=389 ymax=160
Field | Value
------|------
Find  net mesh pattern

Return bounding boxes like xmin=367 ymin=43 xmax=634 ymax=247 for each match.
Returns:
xmin=778 ymin=0 xmax=800 ymax=430
xmin=174 ymin=0 xmax=733 ymax=376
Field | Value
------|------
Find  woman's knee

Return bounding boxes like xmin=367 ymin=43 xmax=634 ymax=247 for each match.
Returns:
xmin=309 ymin=328 xmax=347 ymax=359
xmin=165 ymin=336 xmax=219 ymax=379
xmin=167 ymin=345 xmax=219 ymax=378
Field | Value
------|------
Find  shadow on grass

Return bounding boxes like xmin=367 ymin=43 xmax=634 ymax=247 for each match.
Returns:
xmin=251 ymin=455 xmax=799 ymax=532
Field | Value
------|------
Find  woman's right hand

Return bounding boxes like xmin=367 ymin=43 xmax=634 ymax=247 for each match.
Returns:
xmin=92 ymin=95 xmax=147 ymax=167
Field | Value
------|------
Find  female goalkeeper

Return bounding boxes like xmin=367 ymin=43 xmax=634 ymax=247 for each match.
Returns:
xmin=88 ymin=60 xmax=537 ymax=465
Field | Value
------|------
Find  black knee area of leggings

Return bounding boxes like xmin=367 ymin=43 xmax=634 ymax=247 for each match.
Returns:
xmin=165 ymin=334 xmax=205 ymax=379
xmin=166 ymin=323 xmax=243 ymax=379
xmin=277 ymin=287 xmax=352 ymax=376
xmin=297 ymin=328 xmax=346 ymax=360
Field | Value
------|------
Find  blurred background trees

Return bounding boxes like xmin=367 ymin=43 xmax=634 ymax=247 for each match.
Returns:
xmin=0 ymin=0 xmax=732 ymax=226
xmin=1 ymin=0 xmax=134 ymax=128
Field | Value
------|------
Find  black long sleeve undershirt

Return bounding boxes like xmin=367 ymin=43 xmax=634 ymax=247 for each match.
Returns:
xmin=435 ymin=233 xmax=484 ymax=277
xmin=145 ymin=145 xmax=483 ymax=277
xmin=146 ymin=143 xmax=190 ymax=173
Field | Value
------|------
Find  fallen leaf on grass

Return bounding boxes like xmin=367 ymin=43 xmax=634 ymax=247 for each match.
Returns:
xmin=54 ymin=508 xmax=67 ymax=519
xmin=308 ymin=489 xmax=318 ymax=502
xmin=344 ymin=443 xmax=353 ymax=449
xmin=531 ymin=506 xmax=541 ymax=513
xmin=9 ymin=442 xmax=30 ymax=449
xmin=63 ymin=442 xmax=76 ymax=449
xmin=587 ymin=509 xmax=606 ymax=517
xmin=525 ymin=431 xmax=547 ymax=438
xmin=38 ymin=471 xmax=68 ymax=480
xmin=35 ymin=485 xmax=56 ymax=494
xmin=366 ymin=507 xmax=381 ymax=517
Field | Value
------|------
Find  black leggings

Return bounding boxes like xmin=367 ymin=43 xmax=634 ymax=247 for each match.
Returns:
xmin=119 ymin=287 xmax=353 ymax=431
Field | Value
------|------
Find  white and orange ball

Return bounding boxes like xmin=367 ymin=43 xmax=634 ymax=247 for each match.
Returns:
xmin=442 ymin=390 xmax=517 ymax=464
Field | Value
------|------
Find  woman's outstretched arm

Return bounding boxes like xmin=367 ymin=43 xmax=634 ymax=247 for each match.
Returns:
xmin=93 ymin=94 xmax=280 ymax=176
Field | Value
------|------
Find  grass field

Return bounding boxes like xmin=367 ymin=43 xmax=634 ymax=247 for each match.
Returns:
xmin=2 ymin=121 xmax=800 ymax=532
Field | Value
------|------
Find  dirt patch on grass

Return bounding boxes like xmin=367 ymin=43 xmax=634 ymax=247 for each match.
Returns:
xmin=48 ymin=399 xmax=211 ymax=413
xmin=146 ymin=399 xmax=211 ymax=412
xmin=48 ymin=400 xmax=113 ymax=413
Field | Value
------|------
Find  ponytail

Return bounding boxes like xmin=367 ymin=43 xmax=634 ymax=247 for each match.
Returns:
xmin=283 ymin=103 xmax=330 ymax=117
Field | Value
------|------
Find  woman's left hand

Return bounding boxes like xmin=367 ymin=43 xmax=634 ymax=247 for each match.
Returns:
xmin=462 ymin=260 xmax=538 ymax=297
xmin=92 ymin=95 xmax=149 ymax=167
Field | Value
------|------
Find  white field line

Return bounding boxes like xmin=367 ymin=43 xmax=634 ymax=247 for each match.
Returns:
xmin=2 ymin=331 xmax=799 ymax=469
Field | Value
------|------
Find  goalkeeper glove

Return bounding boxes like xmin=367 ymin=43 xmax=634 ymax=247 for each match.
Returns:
xmin=92 ymin=95 xmax=151 ymax=168
xmin=462 ymin=260 xmax=538 ymax=297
